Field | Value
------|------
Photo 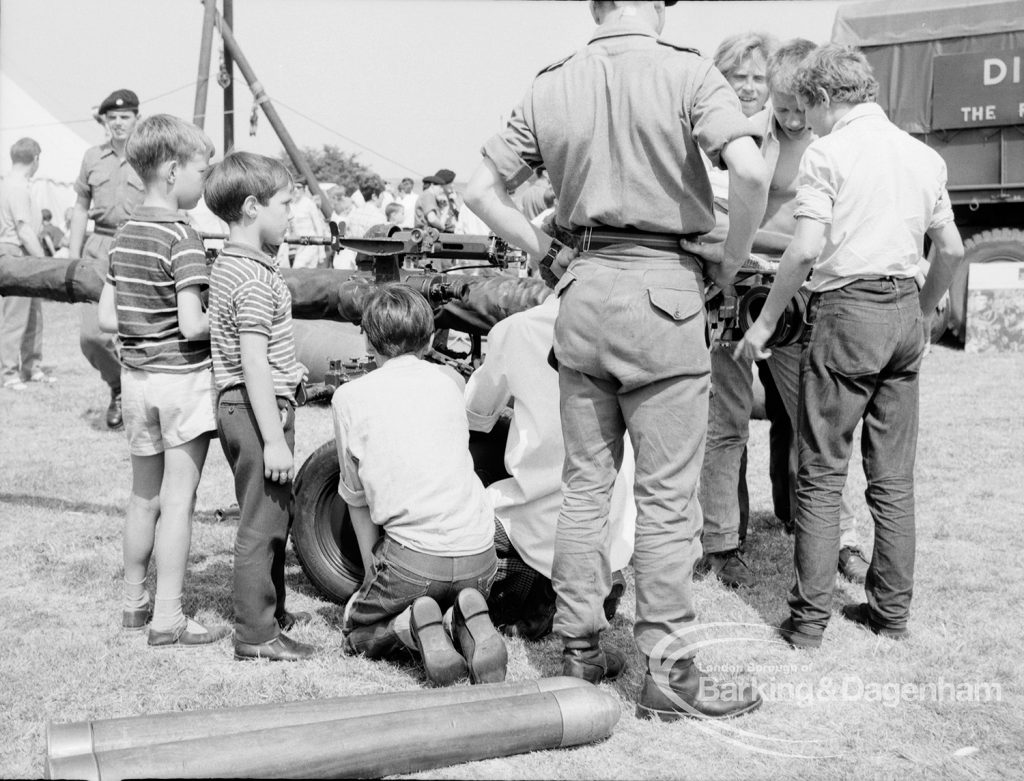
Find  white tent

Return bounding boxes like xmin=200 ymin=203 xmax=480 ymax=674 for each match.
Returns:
xmin=0 ymin=71 xmax=89 ymax=221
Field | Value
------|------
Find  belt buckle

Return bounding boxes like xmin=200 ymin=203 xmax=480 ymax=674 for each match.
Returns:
xmin=579 ymin=227 xmax=593 ymax=253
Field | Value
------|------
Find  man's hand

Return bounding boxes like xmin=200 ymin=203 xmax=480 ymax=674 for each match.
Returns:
xmin=733 ymin=317 xmax=774 ymax=362
xmin=537 ymin=243 xmax=577 ymax=288
xmin=263 ymin=440 xmax=294 ymax=484
xmin=679 ymin=237 xmax=724 ymax=265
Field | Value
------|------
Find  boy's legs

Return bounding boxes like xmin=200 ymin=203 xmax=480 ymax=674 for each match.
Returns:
xmin=151 ymin=435 xmax=211 ymax=633
xmin=20 ymin=297 xmax=43 ymax=379
xmin=217 ymin=392 xmax=294 ymax=645
xmin=0 ymin=295 xmax=31 ymax=385
xmin=124 ymin=453 xmax=163 ymax=612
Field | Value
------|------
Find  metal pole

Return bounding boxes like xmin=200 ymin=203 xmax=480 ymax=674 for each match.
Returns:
xmin=193 ymin=0 xmax=218 ymax=128
xmin=222 ymin=0 xmax=234 ymax=153
xmin=214 ymin=9 xmax=331 ymax=218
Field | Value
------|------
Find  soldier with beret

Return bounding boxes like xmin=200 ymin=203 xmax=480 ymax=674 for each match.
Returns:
xmin=466 ymin=0 xmax=768 ymax=721
xmin=69 ymin=88 xmax=145 ymax=429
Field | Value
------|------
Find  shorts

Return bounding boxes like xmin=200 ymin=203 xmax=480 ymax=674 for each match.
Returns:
xmin=122 ymin=367 xmax=217 ymax=456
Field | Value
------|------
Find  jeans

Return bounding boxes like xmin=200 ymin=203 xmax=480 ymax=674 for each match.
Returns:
xmin=79 ymin=234 xmax=121 ymax=391
xmin=790 ymin=277 xmax=925 ymax=634
xmin=216 ymin=387 xmax=296 ymax=645
xmin=551 ymin=253 xmax=708 ymax=658
xmin=343 ymin=535 xmax=497 ymax=658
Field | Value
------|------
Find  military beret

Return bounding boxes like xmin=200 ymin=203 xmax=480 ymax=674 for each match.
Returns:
xmin=422 ymin=174 xmax=444 ymax=185
xmin=99 ymin=89 xmax=139 ymax=115
xmin=434 ymin=168 xmax=456 ymax=185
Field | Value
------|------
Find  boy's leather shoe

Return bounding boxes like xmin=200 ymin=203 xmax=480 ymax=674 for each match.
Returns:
xmin=276 ymin=611 xmax=313 ymax=631
xmin=122 ymin=605 xmax=152 ymax=630
xmin=410 ymin=596 xmax=468 ymax=686
xmin=838 ymin=547 xmax=870 ymax=585
xmin=106 ymin=390 xmax=123 ymax=429
xmin=701 ymin=549 xmax=755 ymax=589
xmin=234 ymin=632 xmax=317 ymax=661
xmin=636 ymin=658 xmax=763 ymax=721
xmin=148 ymin=619 xmax=231 ymax=647
xmin=778 ymin=617 xmax=823 ymax=650
xmin=562 ymin=643 xmax=626 ymax=684
xmin=452 ymin=588 xmax=507 ymax=684
xmin=841 ymin=603 xmax=908 ymax=640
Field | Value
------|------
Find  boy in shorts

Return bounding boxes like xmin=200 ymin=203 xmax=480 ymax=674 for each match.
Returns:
xmin=204 ymin=152 xmax=316 ymax=662
xmin=335 ymin=284 xmax=506 ymax=686
xmin=98 ymin=114 xmax=230 ymax=646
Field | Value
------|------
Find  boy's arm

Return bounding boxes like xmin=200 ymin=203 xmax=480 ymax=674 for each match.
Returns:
xmin=98 ymin=281 xmax=118 ymax=333
xmin=177 ymin=285 xmax=209 ymax=341
xmin=920 ymin=222 xmax=965 ymax=314
xmin=239 ymin=331 xmax=294 ymax=483
xmin=464 ymin=328 xmax=511 ymax=433
xmin=347 ymin=504 xmax=380 ymax=587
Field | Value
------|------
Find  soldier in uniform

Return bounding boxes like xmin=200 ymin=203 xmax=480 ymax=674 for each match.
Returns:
xmin=69 ymin=89 xmax=145 ymax=429
xmin=466 ymin=0 xmax=769 ymax=720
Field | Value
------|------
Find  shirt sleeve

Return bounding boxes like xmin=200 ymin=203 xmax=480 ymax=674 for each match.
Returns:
xmin=793 ymin=142 xmax=836 ymax=225
xmin=465 ymin=323 xmax=512 ymax=432
xmin=481 ymin=88 xmax=542 ymax=191
xmin=928 ymin=162 xmax=956 ymax=230
xmin=689 ymin=62 xmax=762 ymax=169
xmin=8 ymin=185 xmax=35 ymax=229
xmin=170 ymin=225 xmax=211 ymax=291
xmin=332 ymin=395 xmax=367 ymax=507
xmin=73 ymin=150 xmax=93 ymax=201
xmin=233 ymin=276 xmax=276 ymax=337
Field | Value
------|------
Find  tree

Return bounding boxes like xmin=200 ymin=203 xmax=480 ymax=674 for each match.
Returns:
xmin=279 ymin=144 xmax=385 ymax=195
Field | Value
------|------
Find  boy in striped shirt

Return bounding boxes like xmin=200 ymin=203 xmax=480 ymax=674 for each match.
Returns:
xmin=204 ymin=152 xmax=316 ymax=662
xmin=98 ymin=114 xmax=230 ymax=647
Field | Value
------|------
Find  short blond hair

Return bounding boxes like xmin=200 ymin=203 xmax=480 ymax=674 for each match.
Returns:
xmin=713 ymin=32 xmax=777 ymax=78
xmin=125 ymin=114 xmax=214 ymax=182
xmin=793 ymin=44 xmax=879 ymax=107
xmin=767 ymin=39 xmax=816 ymax=96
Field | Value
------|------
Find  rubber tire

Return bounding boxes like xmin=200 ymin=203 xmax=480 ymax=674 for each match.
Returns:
xmin=947 ymin=228 xmax=1024 ymax=341
xmin=291 ymin=418 xmax=511 ymax=604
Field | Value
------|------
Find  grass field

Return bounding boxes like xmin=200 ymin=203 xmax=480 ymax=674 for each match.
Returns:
xmin=1 ymin=301 xmax=1022 ymax=779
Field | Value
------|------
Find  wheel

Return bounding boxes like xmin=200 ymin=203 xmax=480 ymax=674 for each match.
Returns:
xmin=947 ymin=228 xmax=1024 ymax=341
xmin=291 ymin=441 xmax=363 ymax=603
xmin=291 ymin=419 xmax=511 ymax=603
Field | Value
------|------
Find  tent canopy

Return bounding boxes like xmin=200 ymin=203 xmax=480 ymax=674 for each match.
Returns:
xmin=833 ymin=0 xmax=1024 ymax=47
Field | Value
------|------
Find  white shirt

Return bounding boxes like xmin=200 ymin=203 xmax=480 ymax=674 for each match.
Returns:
xmin=465 ymin=296 xmax=636 ymax=578
xmin=333 ymin=355 xmax=494 ymax=556
xmin=399 ymin=192 xmax=418 ymax=228
xmin=794 ymin=102 xmax=955 ymax=292
xmin=345 ymin=202 xmax=387 ymax=239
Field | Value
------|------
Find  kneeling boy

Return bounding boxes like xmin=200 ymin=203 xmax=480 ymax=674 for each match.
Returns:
xmin=334 ymin=284 xmax=506 ymax=686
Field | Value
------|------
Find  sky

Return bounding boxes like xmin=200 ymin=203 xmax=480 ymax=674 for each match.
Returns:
xmin=0 ymin=0 xmax=855 ymax=185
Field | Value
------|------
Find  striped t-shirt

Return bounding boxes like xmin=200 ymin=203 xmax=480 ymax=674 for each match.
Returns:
xmin=208 ymin=241 xmax=304 ymax=401
xmin=106 ymin=206 xmax=211 ymax=372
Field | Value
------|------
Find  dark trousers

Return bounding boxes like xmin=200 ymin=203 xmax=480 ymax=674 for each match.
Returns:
xmin=217 ymin=387 xmax=295 ymax=645
xmin=343 ymin=535 xmax=497 ymax=658
xmin=790 ymin=278 xmax=924 ymax=634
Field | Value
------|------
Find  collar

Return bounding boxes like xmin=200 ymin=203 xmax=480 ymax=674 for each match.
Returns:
xmin=220 ymin=240 xmax=278 ymax=271
xmin=832 ymin=102 xmax=886 ymax=132
xmin=589 ymin=17 xmax=659 ymax=44
xmin=97 ymin=141 xmax=129 ymax=161
xmin=130 ymin=205 xmax=186 ymax=224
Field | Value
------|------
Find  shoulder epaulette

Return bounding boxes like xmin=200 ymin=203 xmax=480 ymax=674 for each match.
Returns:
xmin=657 ymin=40 xmax=701 ymax=56
xmin=536 ymin=53 xmax=575 ymax=77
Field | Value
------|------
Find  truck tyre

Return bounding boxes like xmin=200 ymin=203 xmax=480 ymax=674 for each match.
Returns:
xmin=948 ymin=228 xmax=1024 ymax=341
xmin=291 ymin=418 xmax=511 ymax=604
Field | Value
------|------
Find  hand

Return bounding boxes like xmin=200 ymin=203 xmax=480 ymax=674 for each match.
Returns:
xmin=538 ymin=243 xmax=578 ymax=288
xmin=679 ymin=237 xmax=725 ymax=265
xmin=733 ymin=318 xmax=774 ymax=362
xmin=263 ymin=440 xmax=294 ymax=484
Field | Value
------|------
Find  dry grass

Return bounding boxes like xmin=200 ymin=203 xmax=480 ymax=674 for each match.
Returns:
xmin=1 ymin=302 xmax=1022 ymax=779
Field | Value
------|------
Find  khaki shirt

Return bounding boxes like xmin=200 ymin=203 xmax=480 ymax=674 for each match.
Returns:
xmin=482 ymin=18 xmax=757 ymax=236
xmin=73 ymin=142 xmax=145 ymax=230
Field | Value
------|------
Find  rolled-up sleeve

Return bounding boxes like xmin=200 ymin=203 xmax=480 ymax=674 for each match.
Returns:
xmin=481 ymin=91 xmax=542 ymax=191
xmin=793 ymin=143 xmax=835 ymax=225
xmin=332 ymin=398 xmax=366 ymax=507
xmin=465 ymin=326 xmax=511 ymax=432
xmin=929 ymin=163 xmax=956 ymax=230
xmin=689 ymin=64 xmax=761 ymax=169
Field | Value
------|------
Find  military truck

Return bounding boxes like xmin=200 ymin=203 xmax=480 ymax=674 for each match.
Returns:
xmin=833 ymin=0 xmax=1024 ymax=340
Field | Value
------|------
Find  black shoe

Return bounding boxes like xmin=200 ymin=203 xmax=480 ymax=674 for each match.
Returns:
xmin=841 ymin=603 xmax=909 ymax=641
xmin=636 ymin=658 xmax=762 ymax=721
xmin=838 ymin=546 xmax=870 ymax=585
xmin=234 ymin=632 xmax=317 ymax=661
xmin=148 ymin=618 xmax=232 ymax=647
xmin=452 ymin=588 xmax=507 ymax=684
xmin=106 ymin=390 xmax=123 ymax=429
xmin=122 ymin=604 xmax=152 ymax=630
xmin=277 ymin=610 xmax=313 ymax=632
xmin=603 ymin=572 xmax=626 ymax=621
xmin=410 ymin=597 xmax=468 ymax=686
xmin=777 ymin=617 xmax=823 ymax=650
xmin=702 ymin=549 xmax=755 ymax=589
xmin=561 ymin=643 xmax=626 ymax=684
